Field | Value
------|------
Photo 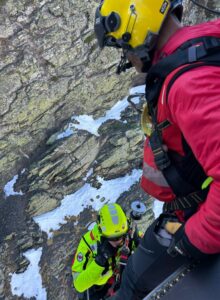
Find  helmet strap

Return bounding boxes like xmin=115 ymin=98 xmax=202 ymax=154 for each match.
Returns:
xmin=140 ymin=48 xmax=155 ymax=72
xmin=116 ymin=51 xmax=133 ymax=74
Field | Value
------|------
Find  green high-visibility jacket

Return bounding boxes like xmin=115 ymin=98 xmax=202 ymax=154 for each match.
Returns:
xmin=72 ymin=224 xmax=117 ymax=292
xmin=71 ymin=223 xmax=141 ymax=293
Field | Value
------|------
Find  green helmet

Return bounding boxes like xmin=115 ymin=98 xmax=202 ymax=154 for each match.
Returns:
xmin=97 ymin=203 xmax=128 ymax=238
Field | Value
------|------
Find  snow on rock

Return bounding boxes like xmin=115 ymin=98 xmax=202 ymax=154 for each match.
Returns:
xmin=34 ymin=169 xmax=142 ymax=238
xmin=56 ymin=123 xmax=75 ymax=140
xmin=4 ymin=175 xmax=23 ymax=197
xmin=11 ymin=248 xmax=46 ymax=300
xmin=83 ymin=168 xmax=93 ymax=181
xmin=153 ymin=200 xmax=163 ymax=219
xmin=57 ymin=85 xmax=145 ymax=138
xmin=129 ymin=85 xmax=145 ymax=95
xmin=71 ymin=96 xmax=129 ymax=136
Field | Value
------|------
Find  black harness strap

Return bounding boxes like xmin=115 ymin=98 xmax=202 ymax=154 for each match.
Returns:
xmin=102 ymin=251 xmax=116 ymax=276
xmin=162 ymin=63 xmax=220 ymax=197
xmin=82 ymin=236 xmax=93 ymax=253
xmin=145 ymin=36 xmax=220 ymax=199
xmin=163 ymin=190 xmax=208 ymax=212
xmin=147 ymin=36 xmax=220 ymax=85
xmin=157 ymin=120 xmax=171 ymax=131
xmin=82 ymin=235 xmax=94 ymax=270
xmin=83 ymin=251 xmax=91 ymax=271
xmin=166 ymin=61 xmax=220 ymax=99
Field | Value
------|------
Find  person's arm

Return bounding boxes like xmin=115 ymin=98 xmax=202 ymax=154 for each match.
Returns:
xmin=72 ymin=238 xmax=116 ymax=292
xmin=73 ymin=260 xmax=106 ymax=292
xmin=72 ymin=237 xmax=105 ymax=292
xmin=168 ymin=65 xmax=220 ymax=255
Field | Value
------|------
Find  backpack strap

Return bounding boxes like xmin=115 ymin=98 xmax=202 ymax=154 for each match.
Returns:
xmin=146 ymin=36 xmax=220 ymax=109
xmin=146 ymin=36 xmax=220 ymax=198
xmin=166 ymin=61 xmax=220 ymax=99
xmin=82 ymin=235 xmax=93 ymax=253
xmin=82 ymin=236 xmax=94 ymax=270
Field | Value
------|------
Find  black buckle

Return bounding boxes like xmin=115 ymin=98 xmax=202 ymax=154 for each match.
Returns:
xmin=153 ymin=149 xmax=171 ymax=170
xmin=188 ymin=45 xmax=198 ymax=62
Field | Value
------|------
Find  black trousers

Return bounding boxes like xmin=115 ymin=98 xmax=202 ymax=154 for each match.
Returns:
xmin=111 ymin=220 xmax=188 ymax=300
xmin=77 ymin=283 xmax=111 ymax=300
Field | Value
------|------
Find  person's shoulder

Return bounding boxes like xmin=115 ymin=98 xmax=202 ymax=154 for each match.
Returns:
xmin=166 ymin=65 xmax=220 ymax=123
xmin=80 ymin=223 xmax=100 ymax=245
xmin=169 ymin=65 xmax=220 ymax=99
xmin=91 ymin=223 xmax=100 ymax=240
xmin=161 ymin=19 xmax=220 ymax=58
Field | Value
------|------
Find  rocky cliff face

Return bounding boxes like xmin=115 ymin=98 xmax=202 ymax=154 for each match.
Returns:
xmin=0 ymin=0 xmax=219 ymax=299
xmin=0 ymin=0 xmax=134 ymax=188
xmin=183 ymin=0 xmax=219 ymax=24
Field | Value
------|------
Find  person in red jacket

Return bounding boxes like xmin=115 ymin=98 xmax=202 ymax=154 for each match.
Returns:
xmin=94 ymin=0 xmax=220 ymax=298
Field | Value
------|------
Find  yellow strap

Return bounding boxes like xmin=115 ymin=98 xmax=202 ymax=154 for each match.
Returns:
xmin=141 ymin=104 xmax=153 ymax=137
xmin=201 ymin=176 xmax=213 ymax=190
xmin=165 ymin=222 xmax=182 ymax=235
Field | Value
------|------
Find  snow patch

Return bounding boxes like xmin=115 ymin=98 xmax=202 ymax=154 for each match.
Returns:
xmin=56 ymin=123 xmax=74 ymax=140
xmin=83 ymin=168 xmax=93 ymax=181
xmin=11 ymin=248 xmax=46 ymax=300
xmin=129 ymin=85 xmax=145 ymax=95
xmin=4 ymin=175 xmax=23 ymax=197
xmin=71 ymin=96 xmax=129 ymax=136
xmin=34 ymin=169 xmax=142 ymax=238
xmin=87 ymin=222 xmax=96 ymax=230
xmin=153 ymin=200 xmax=163 ymax=219
xmin=56 ymin=85 xmax=145 ymax=139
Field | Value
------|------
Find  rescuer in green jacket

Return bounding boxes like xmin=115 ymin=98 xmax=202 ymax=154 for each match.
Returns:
xmin=72 ymin=203 xmax=142 ymax=300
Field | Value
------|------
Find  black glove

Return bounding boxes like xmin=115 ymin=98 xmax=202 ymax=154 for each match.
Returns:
xmin=167 ymin=225 xmax=208 ymax=260
xmin=95 ymin=239 xmax=117 ymax=267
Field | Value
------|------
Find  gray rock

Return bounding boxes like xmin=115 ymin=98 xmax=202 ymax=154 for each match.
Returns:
xmin=0 ymin=0 xmax=133 ymax=188
xmin=0 ymin=269 xmax=5 ymax=298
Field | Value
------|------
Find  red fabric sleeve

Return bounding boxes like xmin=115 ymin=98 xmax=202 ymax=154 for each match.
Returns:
xmin=167 ymin=65 xmax=220 ymax=254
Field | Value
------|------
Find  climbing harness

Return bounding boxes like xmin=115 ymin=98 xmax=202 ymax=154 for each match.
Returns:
xmin=144 ymin=36 xmax=220 ymax=207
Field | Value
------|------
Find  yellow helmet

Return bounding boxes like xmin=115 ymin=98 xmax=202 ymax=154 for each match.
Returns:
xmin=97 ymin=203 xmax=128 ymax=238
xmin=94 ymin=0 xmax=183 ymax=55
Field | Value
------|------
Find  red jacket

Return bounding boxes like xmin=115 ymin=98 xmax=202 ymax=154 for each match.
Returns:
xmin=141 ymin=19 xmax=220 ymax=254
